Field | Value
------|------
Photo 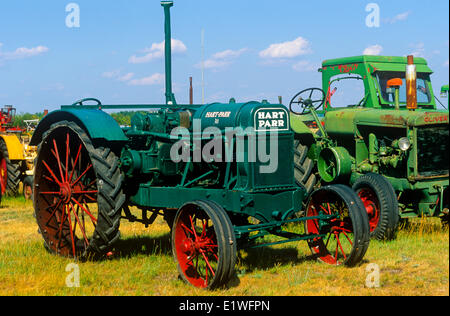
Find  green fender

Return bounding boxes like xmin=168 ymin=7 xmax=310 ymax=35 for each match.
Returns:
xmin=30 ymin=109 xmax=128 ymax=146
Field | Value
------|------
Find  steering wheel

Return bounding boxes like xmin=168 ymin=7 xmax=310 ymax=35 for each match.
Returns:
xmin=71 ymin=98 xmax=102 ymax=106
xmin=289 ymin=88 xmax=326 ymax=115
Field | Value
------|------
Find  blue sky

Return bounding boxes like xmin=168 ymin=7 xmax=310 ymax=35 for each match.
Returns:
xmin=0 ymin=0 xmax=448 ymax=113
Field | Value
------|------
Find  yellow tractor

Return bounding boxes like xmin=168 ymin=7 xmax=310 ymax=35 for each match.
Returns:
xmin=0 ymin=106 xmax=37 ymax=202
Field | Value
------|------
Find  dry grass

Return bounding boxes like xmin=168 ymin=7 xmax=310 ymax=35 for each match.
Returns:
xmin=0 ymin=197 xmax=448 ymax=296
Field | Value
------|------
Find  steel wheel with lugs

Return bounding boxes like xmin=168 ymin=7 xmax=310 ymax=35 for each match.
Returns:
xmin=34 ymin=121 xmax=125 ymax=259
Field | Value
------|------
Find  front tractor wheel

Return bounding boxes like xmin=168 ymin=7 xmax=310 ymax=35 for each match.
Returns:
xmin=172 ymin=200 xmax=237 ymax=290
xmin=353 ymin=173 xmax=399 ymax=241
xmin=305 ymin=184 xmax=370 ymax=267
xmin=34 ymin=121 xmax=125 ymax=259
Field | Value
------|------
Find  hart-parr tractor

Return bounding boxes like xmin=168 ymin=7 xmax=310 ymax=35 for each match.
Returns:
xmin=289 ymin=55 xmax=449 ymax=240
xmin=29 ymin=1 xmax=370 ymax=289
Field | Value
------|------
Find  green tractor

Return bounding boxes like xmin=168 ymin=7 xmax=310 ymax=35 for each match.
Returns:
xmin=28 ymin=1 xmax=370 ymax=289
xmin=290 ymin=55 xmax=449 ymax=240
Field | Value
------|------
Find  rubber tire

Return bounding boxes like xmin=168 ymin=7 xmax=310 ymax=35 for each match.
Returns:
xmin=172 ymin=200 xmax=237 ymax=290
xmin=305 ymin=184 xmax=371 ymax=267
xmin=35 ymin=121 xmax=126 ymax=258
xmin=0 ymin=139 xmax=22 ymax=196
xmin=353 ymin=173 xmax=399 ymax=241
xmin=293 ymin=140 xmax=316 ymax=195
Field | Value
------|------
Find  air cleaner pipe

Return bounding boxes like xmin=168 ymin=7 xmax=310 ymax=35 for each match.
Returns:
xmin=406 ymin=55 xmax=417 ymax=110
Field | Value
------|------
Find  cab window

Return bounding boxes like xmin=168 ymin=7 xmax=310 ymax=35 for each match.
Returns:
xmin=326 ymin=74 xmax=366 ymax=108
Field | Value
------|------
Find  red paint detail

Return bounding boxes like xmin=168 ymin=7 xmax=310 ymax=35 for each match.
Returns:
xmin=0 ymin=157 xmax=7 ymax=195
xmin=424 ymin=115 xmax=448 ymax=124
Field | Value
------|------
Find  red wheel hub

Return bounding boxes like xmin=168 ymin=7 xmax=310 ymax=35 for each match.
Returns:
xmin=59 ymin=182 xmax=72 ymax=203
xmin=358 ymin=188 xmax=380 ymax=232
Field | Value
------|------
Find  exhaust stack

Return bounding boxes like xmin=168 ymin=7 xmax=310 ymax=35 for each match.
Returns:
xmin=406 ymin=55 xmax=417 ymax=110
xmin=161 ymin=1 xmax=177 ymax=105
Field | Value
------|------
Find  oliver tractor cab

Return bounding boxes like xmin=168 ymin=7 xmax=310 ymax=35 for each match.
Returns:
xmin=29 ymin=1 xmax=370 ymax=290
xmin=290 ymin=55 xmax=449 ymax=240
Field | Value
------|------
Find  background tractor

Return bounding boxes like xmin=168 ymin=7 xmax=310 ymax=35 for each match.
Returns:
xmin=289 ymin=55 xmax=449 ymax=240
xmin=29 ymin=1 xmax=370 ymax=289
xmin=0 ymin=105 xmax=37 ymax=200
xmin=0 ymin=105 xmax=27 ymax=200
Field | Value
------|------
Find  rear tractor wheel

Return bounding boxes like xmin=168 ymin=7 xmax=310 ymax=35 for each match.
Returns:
xmin=293 ymin=140 xmax=317 ymax=195
xmin=172 ymin=200 xmax=236 ymax=289
xmin=0 ymin=139 xmax=22 ymax=197
xmin=305 ymin=184 xmax=370 ymax=267
xmin=34 ymin=121 xmax=125 ymax=259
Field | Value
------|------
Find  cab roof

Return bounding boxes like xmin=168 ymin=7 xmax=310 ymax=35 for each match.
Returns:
xmin=322 ymin=55 xmax=429 ymax=67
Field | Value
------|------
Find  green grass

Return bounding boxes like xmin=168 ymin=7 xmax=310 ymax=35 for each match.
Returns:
xmin=0 ymin=196 xmax=448 ymax=296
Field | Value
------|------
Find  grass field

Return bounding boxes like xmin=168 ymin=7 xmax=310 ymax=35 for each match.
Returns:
xmin=0 ymin=196 xmax=448 ymax=296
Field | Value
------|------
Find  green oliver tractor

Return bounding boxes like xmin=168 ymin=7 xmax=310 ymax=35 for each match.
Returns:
xmin=29 ymin=1 xmax=370 ymax=289
xmin=290 ymin=55 xmax=449 ymax=240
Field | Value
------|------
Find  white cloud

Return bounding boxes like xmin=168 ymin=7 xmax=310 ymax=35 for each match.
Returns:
xmin=292 ymin=60 xmax=317 ymax=72
xmin=102 ymin=70 xmax=121 ymax=79
xmin=118 ymin=72 xmax=135 ymax=82
xmin=198 ymin=48 xmax=247 ymax=70
xmin=0 ymin=45 xmax=49 ymax=61
xmin=363 ymin=44 xmax=383 ymax=55
xmin=212 ymin=48 xmax=247 ymax=60
xmin=444 ymin=60 xmax=449 ymax=68
xmin=129 ymin=39 xmax=187 ymax=64
xmin=410 ymin=42 xmax=425 ymax=58
xmin=386 ymin=11 xmax=411 ymax=24
xmin=259 ymin=37 xmax=312 ymax=59
xmin=40 ymin=83 xmax=65 ymax=91
xmin=128 ymin=73 xmax=165 ymax=86
xmin=102 ymin=70 xmax=135 ymax=83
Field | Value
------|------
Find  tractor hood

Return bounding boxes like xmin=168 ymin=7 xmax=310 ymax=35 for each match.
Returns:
xmin=355 ymin=109 xmax=449 ymax=127
xmin=325 ymin=108 xmax=449 ymax=135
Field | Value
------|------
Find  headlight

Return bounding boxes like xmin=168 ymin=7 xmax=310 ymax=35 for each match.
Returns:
xmin=398 ymin=137 xmax=411 ymax=151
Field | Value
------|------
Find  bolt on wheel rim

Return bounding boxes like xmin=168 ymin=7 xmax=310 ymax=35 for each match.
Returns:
xmin=35 ymin=129 xmax=98 ymax=258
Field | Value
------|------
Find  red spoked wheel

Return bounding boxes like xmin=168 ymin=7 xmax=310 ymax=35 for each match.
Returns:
xmin=34 ymin=121 xmax=124 ymax=258
xmin=305 ymin=185 xmax=370 ymax=267
xmin=172 ymin=200 xmax=236 ymax=289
